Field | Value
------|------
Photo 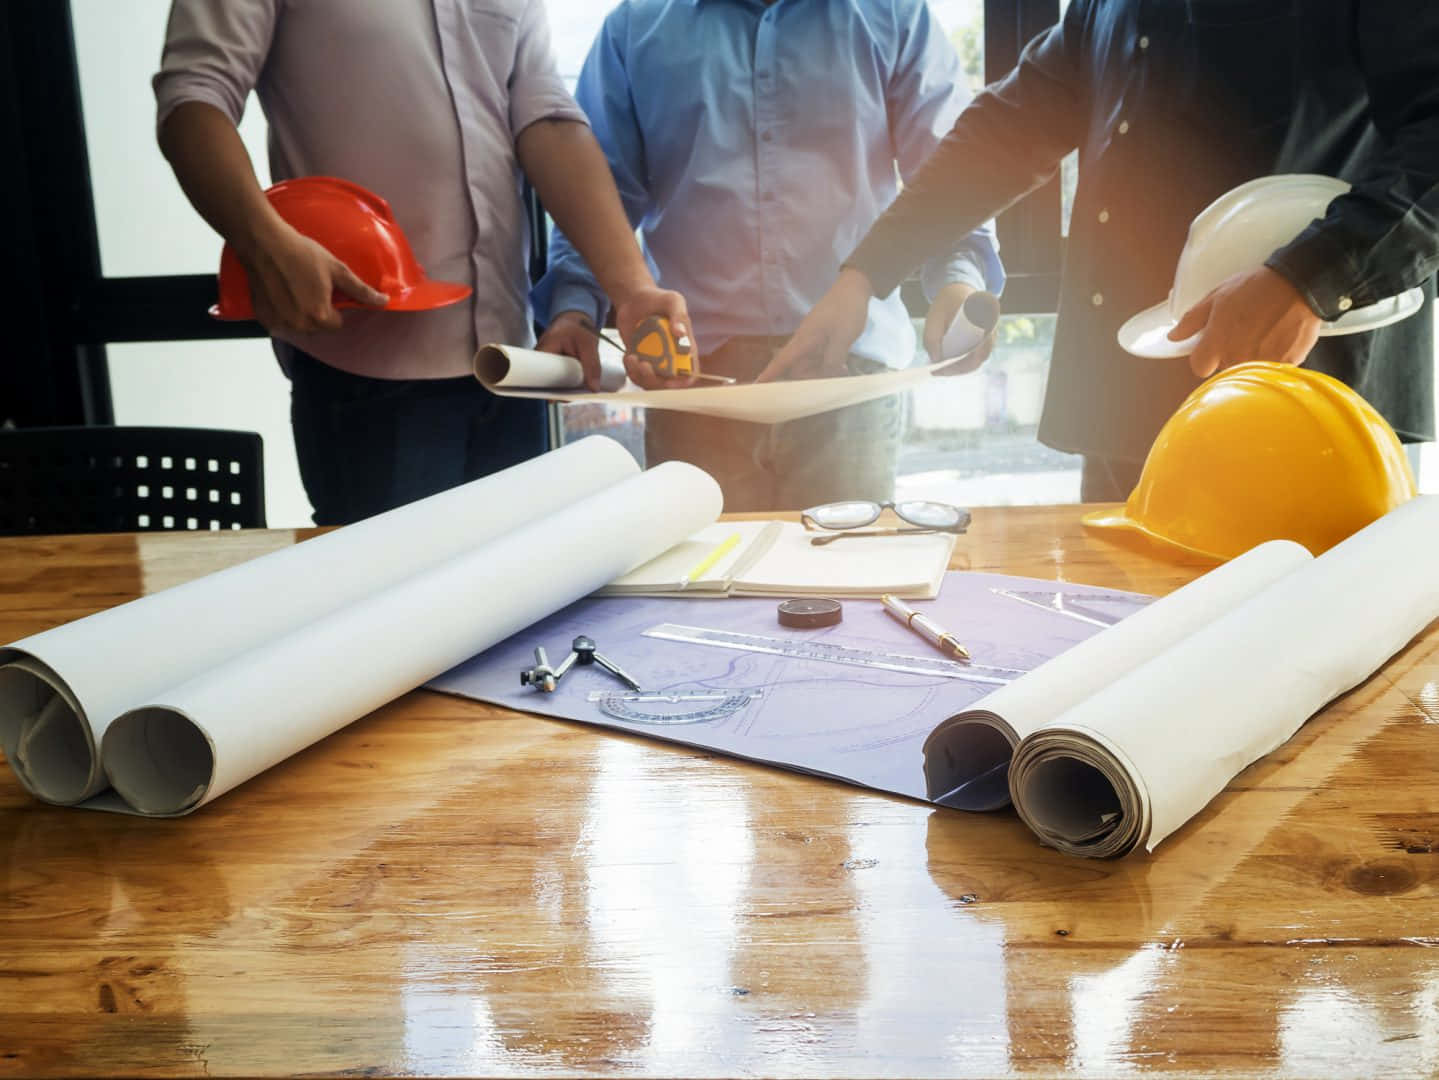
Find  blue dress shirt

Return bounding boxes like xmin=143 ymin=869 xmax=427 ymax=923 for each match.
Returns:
xmin=534 ymin=0 xmax=1005 ymax=369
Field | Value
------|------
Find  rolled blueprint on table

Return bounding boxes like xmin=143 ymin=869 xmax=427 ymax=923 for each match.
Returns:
xmin=1008 ymin=494 xmax=1439 ymax=857
xmin=0 ymin=438 xmax=720 ymax=814
xmin=474 ymin=292 xmax=1000 ymax=425
xmin=921 ymin=540 xmax=1311 ymax=811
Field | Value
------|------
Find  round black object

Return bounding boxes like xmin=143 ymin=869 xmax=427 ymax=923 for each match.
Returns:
xmin=777 ymin=597 xmax=843 ymax=628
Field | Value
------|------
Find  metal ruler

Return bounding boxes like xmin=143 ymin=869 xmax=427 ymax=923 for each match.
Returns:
xmin=642 ymin=623 xmax=1023 ymax=685
xmin=586 ymin=688 xmax=763 ymax=725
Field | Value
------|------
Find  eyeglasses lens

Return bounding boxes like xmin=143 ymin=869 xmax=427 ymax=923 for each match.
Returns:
xmin=895 ymin=500 xmax=968 ymax=529
xmin=806 ymin=500 xmax=882 ymax=529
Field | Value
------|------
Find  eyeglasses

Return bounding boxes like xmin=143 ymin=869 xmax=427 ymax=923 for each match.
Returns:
xmin=800 ymin=499 xmax=971 ymax=545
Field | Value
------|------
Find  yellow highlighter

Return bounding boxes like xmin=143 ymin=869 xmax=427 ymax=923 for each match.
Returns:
xmin=678 ymin=531 xmax=742 ymax=589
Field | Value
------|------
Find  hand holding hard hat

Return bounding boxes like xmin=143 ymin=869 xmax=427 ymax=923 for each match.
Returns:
xmin=1167 ymin=264 xmax=1323 ymax=379
xmin=211 ymin=176 xmax=472 ymax=333
xmin=1119 ymin=175 xmax=1425 ymax=367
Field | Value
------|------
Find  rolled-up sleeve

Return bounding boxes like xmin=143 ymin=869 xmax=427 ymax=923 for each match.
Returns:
xmin=507 ymin=0 xmax=588 ymax=139
xmin=152 ymin=0 xmax=278 ymax=136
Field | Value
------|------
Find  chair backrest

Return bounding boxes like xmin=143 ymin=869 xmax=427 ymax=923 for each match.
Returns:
xmin=0 ymin=426 xmax=266 ymax=535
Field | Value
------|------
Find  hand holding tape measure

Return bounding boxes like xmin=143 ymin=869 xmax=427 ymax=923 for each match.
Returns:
xmin=577 ymin=315 xmax=734 ymax=389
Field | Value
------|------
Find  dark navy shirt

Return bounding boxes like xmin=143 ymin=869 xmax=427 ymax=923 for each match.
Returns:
xmin=850 ymin=0 xmax=1439 ymax=460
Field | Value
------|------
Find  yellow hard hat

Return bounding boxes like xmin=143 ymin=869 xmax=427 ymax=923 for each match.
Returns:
xmin=1083 ymin=362 xmax=1416 ymax=562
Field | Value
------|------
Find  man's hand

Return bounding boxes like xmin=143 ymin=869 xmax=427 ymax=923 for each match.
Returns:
xmin=1169 ymin=266 xmax=1322 ymax=379
xmin=922 ymin=282 xmax=996 ymax=376
xmin=613 ymin=284 xmax=696 ymax=390
xmin=536 ymin=310 xmax=605 ymax=390
xmin=757 ymin=267 xmax=873 ymax=383
xmin=240 ymin=222 xmax=388 ymax=336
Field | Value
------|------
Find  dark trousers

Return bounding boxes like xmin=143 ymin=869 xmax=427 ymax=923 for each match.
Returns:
xmin=1080 ymin=455 xmax=1145 ymax=503
xmin=644 ymin=337 xmax=904 ymax=513
xmin=277 ymin=344 xmax=548 ymax=525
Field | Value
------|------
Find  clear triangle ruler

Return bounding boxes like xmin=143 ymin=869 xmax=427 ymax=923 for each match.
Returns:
xmin=989 ymin=587 xmax=1151 ymax=628
xmin=642 ymin=623 xmax=1023 ymax=685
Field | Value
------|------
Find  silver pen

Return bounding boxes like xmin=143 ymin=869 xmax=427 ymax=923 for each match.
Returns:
xmin=880 ymin=593 xmax=971 ymax=662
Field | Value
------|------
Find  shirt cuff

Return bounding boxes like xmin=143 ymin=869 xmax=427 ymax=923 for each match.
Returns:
xmin=153 ymin=80 xmax=245 ymax=140
xmin=510 ymin=93 xmax=589 ymax=143
xmin=545 ymin=282 xmax=606 ymax=329
xmin=1266 ymin=225 xmax=1365 ymax=321
xmin=843 ymin=242 xmax=914 ymax=301
xmin=920 ymin=256 xmax=990 ymax=302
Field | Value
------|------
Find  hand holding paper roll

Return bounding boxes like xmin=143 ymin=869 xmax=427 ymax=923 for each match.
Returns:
xmin=482 ymin=321 xmax=629 ymax=394
xmin=925 ymin=286 xmax=1002 ymax=374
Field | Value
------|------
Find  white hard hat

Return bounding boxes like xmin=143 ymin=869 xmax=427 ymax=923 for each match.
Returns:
xmin=1119 ymin=174 xmax=1425 ymax=359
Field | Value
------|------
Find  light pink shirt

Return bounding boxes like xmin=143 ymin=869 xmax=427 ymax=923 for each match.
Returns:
xmin=155 ymin=0 xmax=586 ymax=379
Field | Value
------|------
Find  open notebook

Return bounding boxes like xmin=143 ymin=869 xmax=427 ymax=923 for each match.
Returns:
xmin=599 ymin=520 xmax=957 ymax=599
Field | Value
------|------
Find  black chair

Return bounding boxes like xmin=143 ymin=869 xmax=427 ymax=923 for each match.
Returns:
xmin=0 ymin=426 xmax=266 ymax=535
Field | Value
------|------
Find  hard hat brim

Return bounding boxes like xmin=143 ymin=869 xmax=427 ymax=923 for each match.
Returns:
xmin=380 ymin=280 xmax=473 ymax=312
xmin=209 ymin=279 xmax=472 ymax=321
xmin=1119 ymin=285 xmax=1426 ymax=359
xmin=1080 ymin=505 xmax=1229 ymax=563
xmin=1117 ymin=301 xmax=1198 ymax=359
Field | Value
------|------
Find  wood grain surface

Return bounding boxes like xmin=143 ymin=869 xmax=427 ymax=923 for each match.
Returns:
xmin=2 ymin=509 xmax=1437 ymax=1078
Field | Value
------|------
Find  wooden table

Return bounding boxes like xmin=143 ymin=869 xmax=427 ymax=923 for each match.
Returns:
xmin=2 ymin=508 xmax=1437 ymax=1078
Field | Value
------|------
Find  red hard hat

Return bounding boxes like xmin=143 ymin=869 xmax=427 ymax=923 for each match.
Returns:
xmin=210 ymin=176 xmax=472 ymax=320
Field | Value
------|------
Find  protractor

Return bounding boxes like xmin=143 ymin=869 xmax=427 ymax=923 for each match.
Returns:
xmin=586 ymin=688 xmax=764 ymax=726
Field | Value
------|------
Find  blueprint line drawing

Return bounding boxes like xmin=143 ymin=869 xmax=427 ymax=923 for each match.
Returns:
xmin=428 ymin=571 xmax=1150 ymax=802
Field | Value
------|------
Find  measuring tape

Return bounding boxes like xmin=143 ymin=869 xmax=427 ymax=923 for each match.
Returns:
xmin=586 ymin=688 xmax=764 ymax=725
xmin=642 ymin=623 xmax=1024 ymax=685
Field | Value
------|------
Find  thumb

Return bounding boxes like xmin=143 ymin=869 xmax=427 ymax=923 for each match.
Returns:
xmin=923 ymin=308 xmax=951 ymax=364
xmin=574 ymin=336 xmax=602 ymax=391
xmin=332 ymin=260 xmax=390 ymax=309
xmin=1169 ymin=294 xmax=1213 ymax=342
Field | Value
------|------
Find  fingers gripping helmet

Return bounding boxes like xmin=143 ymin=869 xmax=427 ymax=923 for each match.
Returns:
xmin=211 ymin=176 xmax=472 ymax=320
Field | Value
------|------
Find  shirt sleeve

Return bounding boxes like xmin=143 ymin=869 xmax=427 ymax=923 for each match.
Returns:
xmin=152 ymin=0 xmax=278 ymax=136
xmin=531 ymin=7 xmax=651 ymax=327
xmin=508 ymin=0 xmax=589 ymax=139
xmin=885 ymin=0 xmax=1005 ymax=300
xmin=1266 ymin=0 xmax=1439 ymax=320
xmin=848 ymin=0 xmax=1091 ymax=298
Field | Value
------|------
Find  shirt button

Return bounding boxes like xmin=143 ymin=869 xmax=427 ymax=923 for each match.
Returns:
xmin=1138 ymin=35 xmax=1150 ymax=50
xmin=1092 ymin=292 xmax=1104 ymax=307
xmin=1118 ymin=120 xmax=1130 ymax=135
xmin=761 ymin=130 xmax=773 ymax=142
xmin=1098 ymin=209 xmax=1110 ymax=223
xmin=1337 ymin=296 xmax=1354 ymax=312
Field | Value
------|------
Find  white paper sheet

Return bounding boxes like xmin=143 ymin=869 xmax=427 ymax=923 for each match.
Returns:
xmin=1007 ymin=495 xmax=1439 ymax=857
xmin=473 ymin=294 xmax=1000 ymax=424
xmin=0 ymin=438 xmax=721 ymax=814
